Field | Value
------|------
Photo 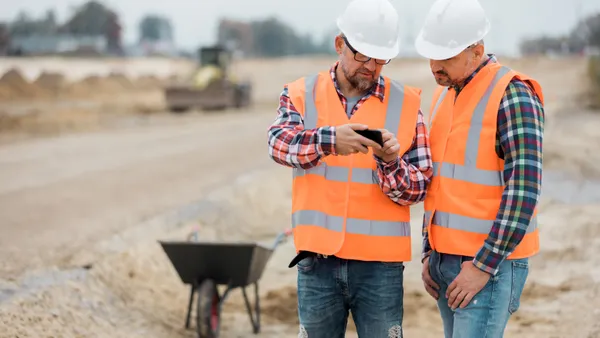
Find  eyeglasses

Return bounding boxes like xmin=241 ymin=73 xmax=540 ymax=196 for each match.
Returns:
xmin=343 ymin=36 xmax=391 ymax=65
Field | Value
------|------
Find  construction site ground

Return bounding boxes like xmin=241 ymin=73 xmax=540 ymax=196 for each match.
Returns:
xmin=0 ymin=55 xmax=599 ymax=338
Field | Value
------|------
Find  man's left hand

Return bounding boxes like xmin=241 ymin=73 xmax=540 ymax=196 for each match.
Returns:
xmin=446 ymin=261 xmax=491 ymax=310
xmin=373 ymin=129 xmax=399 ymax=163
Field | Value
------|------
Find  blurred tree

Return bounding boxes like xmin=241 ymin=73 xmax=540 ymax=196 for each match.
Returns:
xmin=316 ymin=27 xmax=339 ymax=55
xmin=61 ymin=1 xmax=122 ymax=54
xmin=579 ymin=13 xmax=600 ymax=48
xmin=250 ymin=17 xmax=333 ymax=57
xmin=519 ymin=36 xmax=568 ymax=55
xmin=0 ymin=23 xmax=9 ymax=55
xmin=44 ymin=9 xmax=57 ymax=26
xmin=8 ymin=9 xmax=59 ymax=36
xmin=10 ymin=11 xmax=37 ymax=36
xmin=520 ymin=12 xmax=600 ymax=56
xmin=139 ymin=15 xmax=173 ymax=42
xmin=215 ymin=17 xmax=335 ymax=58
xmin=217 ymin=19 xmax=253 ymax=56
xmin=251 ymin=17 xmax=295 ymax=57
xmin=41 ymin=9 xmax=58 ymax=34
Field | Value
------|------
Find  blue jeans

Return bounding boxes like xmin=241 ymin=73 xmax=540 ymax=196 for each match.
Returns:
xmin=428 ymin=250 xmax=529 ymax=338
xmin=296 ymin=255 xmax=405 ymax=338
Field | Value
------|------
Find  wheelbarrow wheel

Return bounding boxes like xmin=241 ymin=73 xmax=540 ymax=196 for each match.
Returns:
xmin=196 ymin=279 xmax=221 ymax=338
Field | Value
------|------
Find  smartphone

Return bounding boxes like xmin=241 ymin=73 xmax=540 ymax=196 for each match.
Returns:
xmin=355 ymin=129 xmax=384 ymax=147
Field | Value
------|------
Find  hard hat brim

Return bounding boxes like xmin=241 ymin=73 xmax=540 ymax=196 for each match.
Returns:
xmin=414 ymin=33 xmax=471 ymax=61
xmin=345 ymin=35 xmax=400 ymax=61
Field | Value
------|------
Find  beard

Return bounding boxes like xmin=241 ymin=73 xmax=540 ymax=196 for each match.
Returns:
xmin=341 ymin=62 xmax=376 ymax=92
xmin=434 ymin=57 xmax=480 ymax=87
xmin=433 ymin=70 xmax=453 ymax=87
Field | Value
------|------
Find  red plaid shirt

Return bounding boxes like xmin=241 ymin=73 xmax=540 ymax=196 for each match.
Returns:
xmin=267 ymin=62 xmax=433 ymax=205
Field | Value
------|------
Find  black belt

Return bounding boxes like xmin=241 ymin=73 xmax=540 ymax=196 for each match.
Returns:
xmin=288 ymin=251 xmax=319 ymax=268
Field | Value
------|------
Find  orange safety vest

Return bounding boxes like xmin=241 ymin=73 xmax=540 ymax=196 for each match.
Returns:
xmin=286 ymin=70 xmax=422 ymax=262
xmin=424 ymin=62 xmax=544 ymax=259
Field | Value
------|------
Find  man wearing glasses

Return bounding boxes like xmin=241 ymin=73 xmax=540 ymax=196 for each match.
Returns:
xmin=266 ymin=0 xmax=433 ymax=336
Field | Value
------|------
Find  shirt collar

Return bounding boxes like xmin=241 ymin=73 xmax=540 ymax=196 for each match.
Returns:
xmin=329 ymin=61 xmax=385 ymax=102
xmin=453 ymin=53 xmax=498 ymax=92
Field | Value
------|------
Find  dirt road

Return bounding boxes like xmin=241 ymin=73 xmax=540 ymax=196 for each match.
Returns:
xmin=1 ymin=55 xmax=599 ymax=337
xmin=0 ymin=108 xmax=279 ymax=279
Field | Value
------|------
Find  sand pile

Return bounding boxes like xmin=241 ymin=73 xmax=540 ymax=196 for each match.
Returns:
xmin=107 ymin=72 xmax=136 ymax=90
xmin=135 ymin=75 xmax=163 ymax=90
xmin=0 ymin=68 xmax=166 ymax=102
xmin=70 ymin=73 xmax=165 ymax=96
xmin=261 ymin=286 xmax=299 ymax=324
xmin=0 ymin=68 xmax=49 ymax=101
xmin=64 ymin=75 xmax=128 ymax=98
xmin=33 ymin=72 xmax=66 ymax=94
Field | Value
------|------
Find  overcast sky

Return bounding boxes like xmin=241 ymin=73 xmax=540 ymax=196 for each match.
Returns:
xmin=1 ymin=0 xmax=599 ymax=55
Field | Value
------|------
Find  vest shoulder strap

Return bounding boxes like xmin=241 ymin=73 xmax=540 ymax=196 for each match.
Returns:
xmin=510 ymin=71 xmax=545 ymax=105
xmin=428 ymin=86 xmax=449 ymax=127
xmin=384 ymin=77 xmax=423 ymax=97
xmin=286 ymin=72 xmax=323 ymax=117
xmin=404 ymin=84 xmax=423 ymax=97
xmin=286 ymin=77 xmax=306 ymax=116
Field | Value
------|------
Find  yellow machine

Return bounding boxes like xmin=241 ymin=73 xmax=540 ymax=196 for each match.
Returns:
xmin=164 ymin=45 xmax=252 ymax=112
xmin=192 ymin=65 xmax=223 ymax=89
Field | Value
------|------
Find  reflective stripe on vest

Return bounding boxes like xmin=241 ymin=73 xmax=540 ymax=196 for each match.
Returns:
xmin=429 ymin=65 xmax=538 ymax=230
xmin=293 ymin=210 xmax=411 ymax=237
xmin=424 ymin=210 xmax=537 ymax=235
xmin=428 ymin=88 xmax=448 ymax=130
xmin=293 ymin=163 xmax=376 ymax=184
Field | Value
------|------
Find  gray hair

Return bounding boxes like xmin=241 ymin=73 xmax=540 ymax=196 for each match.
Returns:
xmin=465 ymin=39 xmax=484 ymax=51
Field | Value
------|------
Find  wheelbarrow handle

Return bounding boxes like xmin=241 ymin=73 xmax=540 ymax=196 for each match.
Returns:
xmin=186 ymin=225 xmax=201 ymax=242
xmin=271 ymin=228 xmax=293 ymax=250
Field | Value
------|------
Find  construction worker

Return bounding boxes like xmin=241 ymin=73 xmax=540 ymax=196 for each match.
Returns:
xmin=266 ymin=0 xmax=432 ymax=336
xmin=415 ymin=0 xmax=545 ymax=337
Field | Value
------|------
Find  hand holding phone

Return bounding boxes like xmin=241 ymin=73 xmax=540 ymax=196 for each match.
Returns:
xmin=334 ymin=124 xmax=383 ymax=155
xmin=372 ymin=129 xmax=401 ymax=163
xmin=354 ymin=129 xmax=384 ymax=148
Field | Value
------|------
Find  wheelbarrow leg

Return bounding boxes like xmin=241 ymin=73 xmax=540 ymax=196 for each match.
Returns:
xmin=241 ymin=282 xmax=261 ymax=334
xmin=185 ymin=284 xmax=196 ymax=329
xmin=254 ymin=282 xmax=260 ymax=333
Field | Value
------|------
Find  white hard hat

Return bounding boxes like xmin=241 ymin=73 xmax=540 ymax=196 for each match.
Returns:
xmin=415 ymin=0 xmax=490 ymax=60
xmin=336 ymin=0 xmax=401 ymax=60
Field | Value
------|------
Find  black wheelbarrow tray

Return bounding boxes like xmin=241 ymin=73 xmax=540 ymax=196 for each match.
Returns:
xmin=158 ymin=229 xmax=292 ymax=338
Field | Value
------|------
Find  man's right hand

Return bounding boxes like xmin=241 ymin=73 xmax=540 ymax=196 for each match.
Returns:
xmin=422 ymin=256 xmax=440 ymax=300
xmin=335 ymin=124 xmax=382 ymax=155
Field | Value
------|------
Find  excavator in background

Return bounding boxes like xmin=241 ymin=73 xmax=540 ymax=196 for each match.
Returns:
xmin=164 ymin=45 xmax=252 ymax=112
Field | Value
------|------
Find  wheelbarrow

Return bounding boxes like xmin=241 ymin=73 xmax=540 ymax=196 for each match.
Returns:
xmin=159 ymin=228 xmax=293 ymax=338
